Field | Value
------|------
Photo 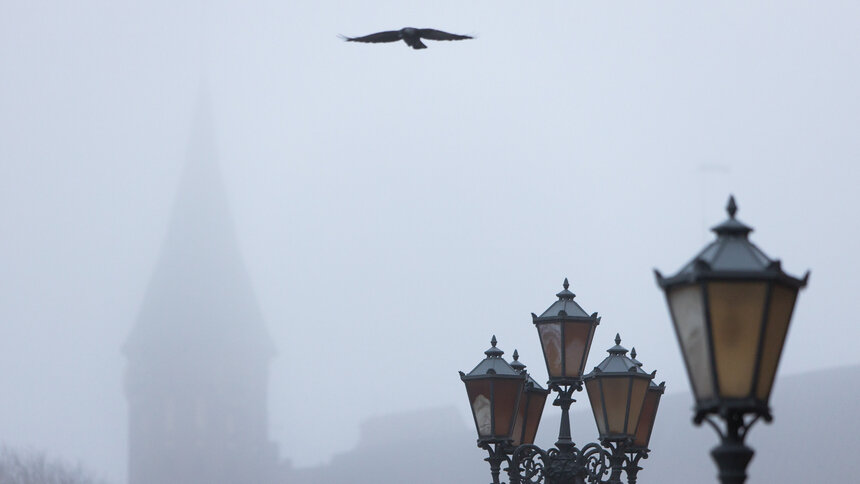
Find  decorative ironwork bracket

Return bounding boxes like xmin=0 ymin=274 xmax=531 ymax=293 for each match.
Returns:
xmin=479 ymin=440 xmax=648 ymax=484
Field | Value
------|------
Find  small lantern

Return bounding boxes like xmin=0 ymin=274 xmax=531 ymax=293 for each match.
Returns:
xmin=655 ymin=196 xmax=808 ymax=420
xmin=532 ymin=278 xmax=601 ymax=385
xmin=460 ymin=336 xmax=528 ymax=444
xmin=583 ymin=335 xmax=654 ymax=442
xmin=629 ymin=348 xmax=666 ymax=450
xmin=509 ymin=350 xmax=550 ymax=447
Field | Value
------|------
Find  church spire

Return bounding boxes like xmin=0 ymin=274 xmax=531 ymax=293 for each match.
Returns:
xmin=124 ymin=91 xmax=279 ymax=484
xmin=125 ymin=91 xmax=274 ymax=361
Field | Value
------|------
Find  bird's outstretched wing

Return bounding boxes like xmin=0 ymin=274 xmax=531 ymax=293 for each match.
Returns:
xmin=340 ymin=31 xmax=401 ymax=43
xmin=417 ymin=29 xmax=473 ymax=41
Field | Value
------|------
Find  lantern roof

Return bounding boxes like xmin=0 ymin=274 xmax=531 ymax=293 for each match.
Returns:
xmin=585 ymin=334 xmax=653 ymax=377
xmin=510 ymin=350 xmax=549 ymax=392
xmin=526 ymin=375 xmax=548 ymax=391
xmin=461 ymin=336 xmax=523 ymax=379
xmin=631 ymin=347 xmax=667 ymax=391
xmin=656 ymin=196 xmax=809 ymax=288
xmin=650 ymin=380 xmax=667 ymax=392
xmin=534 ymin=278 xmax=598 ymax=320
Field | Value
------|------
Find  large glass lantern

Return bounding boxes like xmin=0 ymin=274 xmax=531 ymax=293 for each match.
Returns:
xmin=509 ymin=350 xmax=550 ymax=446
xmin=460 ymin=336 xmax=528 ymax=444
xmin=532 ymin=279 xmax=601 ymax=385
xmin=655 ymin=196 xmax=808 ymax=420
xmin=583 ymin=335 xmax=654 ymax=442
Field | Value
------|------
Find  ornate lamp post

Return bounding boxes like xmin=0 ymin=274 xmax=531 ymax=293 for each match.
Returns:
xmin=655 ymin=196 xmax=808 ymax=484
xmin=460 ymin=280 xmax=664 ymax=484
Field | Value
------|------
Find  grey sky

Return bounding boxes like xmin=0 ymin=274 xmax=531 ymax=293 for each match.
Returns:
xmin=1 ymin=1 xmax=858 ymax=482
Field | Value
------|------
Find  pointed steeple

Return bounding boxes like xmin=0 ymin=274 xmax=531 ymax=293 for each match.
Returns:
xmin=125 ymin=91 xmax=274 ymax=363
xmin=124 ymin=91 xmax=279 ymax=484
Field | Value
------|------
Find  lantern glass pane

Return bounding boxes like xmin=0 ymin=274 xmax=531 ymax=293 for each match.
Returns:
xmin=667 ymin=284 xmax=715 ymax=400
xmin=538 ymin=322 xmax=563 ymax=377
xmin=493 ymin=379 xmax=523 ymax=440
xmin=563 ymin=322 xmax=593 ymax=379
xmin=511 ymin=394 xmax=526 ymax=446
xmin=523 ymin=392 xmax=547 ymax=445
xmin=756 ymin=284 xmax=798 ymax=400
xmin=601 ymin=378 xmax=631 ymax=435
xmin=585 ymin=379 xmax=607 ymax=435
xmin=465 ymin=379 xmax=492 ymax=437
xmin=708 ymin=281 xmax=767 ymax=398
xmin=511 ymin=391 xmax=547 ymax=446
xmin=625 ymin=378 xmax=649 ymax=435
xmin=633 ymin=390 xmax=660 ymax=448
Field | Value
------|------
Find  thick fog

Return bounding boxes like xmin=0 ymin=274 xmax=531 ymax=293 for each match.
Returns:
xmin=1 ymin=1 xmax=858 ymax=482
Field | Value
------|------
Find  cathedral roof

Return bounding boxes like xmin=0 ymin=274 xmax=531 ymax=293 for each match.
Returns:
xmin=124 ymin=94 xmax=275 ymax=365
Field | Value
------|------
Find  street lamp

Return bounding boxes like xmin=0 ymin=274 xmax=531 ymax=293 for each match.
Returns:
xmin=531 ymin=278 xmax=601 ymax=453
xmin=626 ymin=348 xmax=666 ymax=484
xmin=583 ymin=334 xmax=653 ymax=443
xmin=628 ymin=348 xmax=666 ymax=452
xmin=630 ymin=348 xmax=666 ymax=450
xmin=533 ymin=278 xmax=600 ymax=386
xmin=509 ymin=351 xmax=551 ymax=448
xmin=460 ymin=281 xmax=664 ymax=484
xmin=460 ymin=336 xmax=528 ymax=484
xmin=583 ymin=336 xmax=661 ymax=484
xmin=655 ymin=195 xmax=808 ymax=484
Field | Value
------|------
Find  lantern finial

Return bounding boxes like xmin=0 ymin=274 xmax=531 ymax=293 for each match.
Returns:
xmin=727 ymin=195 xmax=738 ymax=218
xmin=630 ymin=347 xmax=644 ymax=367
xmin=485 ymin=336 xmax=504 ymax=358
xmin=608 ymin=334 xmax=628 ymax=355
xmin=712 ymin=195 xmax=753 ymax=237
xmin=511 ymin=349 xmax=527 ymax=373
xmin=556 ymin=279 xmax=576 ymax=300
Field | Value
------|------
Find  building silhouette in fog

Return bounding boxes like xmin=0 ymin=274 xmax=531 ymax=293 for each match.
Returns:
xmin=124 ymin=97 xmax=279 ymax=484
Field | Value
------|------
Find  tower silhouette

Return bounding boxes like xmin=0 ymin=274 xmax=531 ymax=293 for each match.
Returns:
xmin=124 ymin=96 xmax=279 ymax=484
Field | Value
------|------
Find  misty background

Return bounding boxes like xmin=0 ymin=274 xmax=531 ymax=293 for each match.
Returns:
xmin=1 ymin=1 xmax=858 ymax=482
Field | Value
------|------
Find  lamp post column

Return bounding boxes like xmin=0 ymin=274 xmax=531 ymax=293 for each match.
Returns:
xmin=710 ymin=412 xmax=754 ymax=484
xmin=481 ymin=443 xmax=510 ymax=484
xmin=552 ymin=384 xmax=577 ymax=452
xmin=608 ymin=447 xmax=624 ymax=484
xmin=623 ymin=451 xmax=645 ymax=484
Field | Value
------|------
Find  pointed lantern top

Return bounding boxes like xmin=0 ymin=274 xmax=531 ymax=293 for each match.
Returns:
xmin=656 ymin=195 xmax=809 ymax=288
xmin=534 ymin=278 xmax=596 ymax=320
xmin=461 ymin=336 xmax=522 ymax=378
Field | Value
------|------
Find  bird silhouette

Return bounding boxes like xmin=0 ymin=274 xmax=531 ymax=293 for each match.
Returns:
xmin=340 ymin=27 xmax=473 ymax=50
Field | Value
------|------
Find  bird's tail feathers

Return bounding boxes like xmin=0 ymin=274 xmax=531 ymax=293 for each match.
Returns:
xmin=407 ymin=38 xmax=428 ymax=49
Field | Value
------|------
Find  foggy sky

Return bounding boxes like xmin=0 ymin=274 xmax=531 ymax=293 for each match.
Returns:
xmin=1 ymin=1 xmax=859 ymax=482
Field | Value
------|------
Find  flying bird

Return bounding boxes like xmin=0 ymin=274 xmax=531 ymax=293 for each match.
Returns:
xmin=340 ymin=27 xmax=473 ymax=50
